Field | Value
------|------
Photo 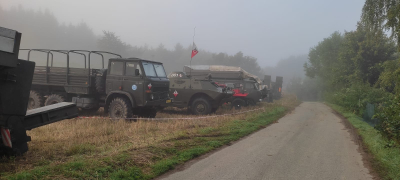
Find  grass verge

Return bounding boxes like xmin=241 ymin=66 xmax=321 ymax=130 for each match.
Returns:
xmin=1 ymin=95 xmax=299 ymax=180
xmin=328 ymin=103 xmax=400 ymax=180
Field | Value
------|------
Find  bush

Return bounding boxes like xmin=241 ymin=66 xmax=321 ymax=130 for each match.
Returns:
xmin=325 ymin=83 xmax=391 ymax=116
xmin=374 ymin=96 xmax=400 ymax=143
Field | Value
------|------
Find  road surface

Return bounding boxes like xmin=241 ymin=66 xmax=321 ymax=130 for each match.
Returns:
xmin=160 ymin=102 xmax=373 ymax=180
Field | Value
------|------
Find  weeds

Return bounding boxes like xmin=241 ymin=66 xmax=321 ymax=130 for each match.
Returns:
xmin=0 ymin=94 xmax=299 ymax=179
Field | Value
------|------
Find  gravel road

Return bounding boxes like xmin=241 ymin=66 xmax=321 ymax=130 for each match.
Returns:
xmin=159 ymin=102 xmax=373 ymax=180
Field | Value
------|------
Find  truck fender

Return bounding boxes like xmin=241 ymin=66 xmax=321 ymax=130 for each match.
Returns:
xmin=105 ymin=91 xmax=135 ymax=108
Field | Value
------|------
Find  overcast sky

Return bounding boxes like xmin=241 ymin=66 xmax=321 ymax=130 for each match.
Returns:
xmin=0 ymin=0 xmax=365 ymax=67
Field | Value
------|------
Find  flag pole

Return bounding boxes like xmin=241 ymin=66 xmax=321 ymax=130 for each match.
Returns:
xmin=190 ymin=26 xmax=196 ymax=88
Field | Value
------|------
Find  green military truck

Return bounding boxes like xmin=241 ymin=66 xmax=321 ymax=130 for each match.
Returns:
xmin=23 ymin=49 xmax=171 ymax=118
xmin=267 ymin=76 xmax=283 ymax=100
xmin=167 ymin=71 xmax=233 ymax=115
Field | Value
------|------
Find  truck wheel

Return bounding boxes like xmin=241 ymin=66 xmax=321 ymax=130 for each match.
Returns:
xmin=108 ymin=97 xmax=133 ymax=119
xmin=28 ymin=90 xmax=43 ymax=110
xmin=44 ymin=94 xmax=65 ymax=106
xmin=232 ymin=98 xmax=246 ymax=109
xmin=191 ymin=98 xmax=211 ymax=115
xmin=95 ymin=69 xmax=107 ymax=94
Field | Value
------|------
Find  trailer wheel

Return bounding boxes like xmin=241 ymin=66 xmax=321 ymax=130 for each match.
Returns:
xmin=108 ymin=97 xmax=133 ymax=119
xmin=28 ymin=90 xmax=43 ymax=110
xmin=232 ymin=98 xmax=246 ymax=109
xmin=44 ymin=94 xmax=65 ymax=106
xmin=95 ymin=69 xmax=107 ymax=94
xmin=191 ymin=97 xmax=211 ymax=115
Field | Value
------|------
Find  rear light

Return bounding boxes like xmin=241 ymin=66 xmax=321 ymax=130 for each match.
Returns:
xmin=146 ymin=90 xmax=152 ymax=93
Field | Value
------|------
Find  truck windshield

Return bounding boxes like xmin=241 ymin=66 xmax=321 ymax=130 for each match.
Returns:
xmin=142 ymin=62 xmax=167 ymax=77
xmin=154 ymin=63 xmax=167 ymax=77
xmin=142 ymin=62 xmax=157 ymax=77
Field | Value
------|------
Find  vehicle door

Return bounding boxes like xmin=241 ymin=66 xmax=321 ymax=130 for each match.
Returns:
xmin=106 ymin=60 xmax=124 ymax=94
xmin=121 ymin=61 xmax=144 ymax=106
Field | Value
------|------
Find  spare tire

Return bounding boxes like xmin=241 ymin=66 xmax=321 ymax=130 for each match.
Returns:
xmin=28 ymin=90 xmax=43 ymax=110
xmin=95 ymin=69 xmax=107 ymax=94
xmin=44 ymin=94 xmax=65 ymax=106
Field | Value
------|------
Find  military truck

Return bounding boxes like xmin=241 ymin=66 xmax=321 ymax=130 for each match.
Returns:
xmin=167 ymin=71 xmax=233 ymax=115
xmin=0 ymin=26 xmax=78 ymax=155
xmin=262 ymin=75 xmax=274 ymax=102
xmin=184 ymin=65 xmax=268 ymax=109
xmin=268 ymin=76 xmax=283 ymax=100
xmin=23 ymin=49 xmax=171 ymax=118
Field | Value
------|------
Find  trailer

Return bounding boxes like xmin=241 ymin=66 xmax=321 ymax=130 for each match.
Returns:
xmin=0 ymin=26 xmax=78 ymax=155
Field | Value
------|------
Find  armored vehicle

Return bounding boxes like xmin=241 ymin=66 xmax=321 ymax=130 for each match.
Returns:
xmin=184 ymin=65 xmax=268 ymax=109
xmin=23 ymin=49 xmax=171 ymax=118
xmin=167 ymin=71 xmax=233 ymax=115
xmin=0 ymin=26 xmax=78 ymax=155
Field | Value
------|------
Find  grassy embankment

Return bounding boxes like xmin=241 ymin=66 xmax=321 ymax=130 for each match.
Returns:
xmin=328 ymin=104 xmax=400 ymax=180
xmin=0 ymin=95 xmax=299 ymax=180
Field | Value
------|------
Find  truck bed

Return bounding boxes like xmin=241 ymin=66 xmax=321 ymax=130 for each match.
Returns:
xmin=32 ymin=66 xmax=97 ymax=86
xmin=32 ymin=66 xmax=100 ymax=94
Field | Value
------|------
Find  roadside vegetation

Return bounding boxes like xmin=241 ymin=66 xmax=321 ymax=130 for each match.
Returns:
xmin=0 ymin=95 xmax=299 ymax=180
xmin=295 ymin=1 xmax=400 ymax=179
xmin=329 ymin=104 xmax=400 ymax=180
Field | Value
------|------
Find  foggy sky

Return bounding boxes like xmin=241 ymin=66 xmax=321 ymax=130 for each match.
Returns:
xmin=0 ymin=0 xmax=364 ymax=67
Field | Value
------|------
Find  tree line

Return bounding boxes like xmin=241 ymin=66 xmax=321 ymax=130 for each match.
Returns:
xmin=302 ymin=0 xmax=400 ymax=143
xmin=0 ymin=5 xmax=262 ymax=78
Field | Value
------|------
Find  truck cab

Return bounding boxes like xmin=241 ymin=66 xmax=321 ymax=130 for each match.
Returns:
xmin=105 ymin=58 xmax=170 ymax=118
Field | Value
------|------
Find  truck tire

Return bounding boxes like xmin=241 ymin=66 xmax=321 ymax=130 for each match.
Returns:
xmin=95 ymin=69 xmax=107 ymax=94
xmin=28 ymin=90 xmax=43 ymax=110
xmin=191 ymin=97 xmax=211 ymax=115
xmin=232 ymin=98 xmax=246 ymax=109
xmin=108 ymin=97 xmax=133 ymax=119
xmin=44 ymin=94 xmax=65 ymax=106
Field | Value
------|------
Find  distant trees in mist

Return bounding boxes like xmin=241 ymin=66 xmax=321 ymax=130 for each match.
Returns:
xmin=0 ymin=6 xmax=266 ymax=78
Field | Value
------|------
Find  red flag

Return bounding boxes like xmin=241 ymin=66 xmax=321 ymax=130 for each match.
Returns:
xmin=191 ymin=42 xmax=198 ymax=58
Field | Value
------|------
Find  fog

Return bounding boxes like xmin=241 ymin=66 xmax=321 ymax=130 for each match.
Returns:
xmin=0 ymin=0 xmax=365 ymax=80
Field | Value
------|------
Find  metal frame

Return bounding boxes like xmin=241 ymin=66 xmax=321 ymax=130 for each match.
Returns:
xmin=19 ymin=49 xmax=120 ymax=86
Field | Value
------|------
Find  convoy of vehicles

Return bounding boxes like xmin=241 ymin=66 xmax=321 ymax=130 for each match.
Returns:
xmin=0 ymin=25 xmax=283 ymax=156
xmin=24 ymin=49 xmax=171 ymax=119
xmin=0 ymin=26 xmax=78 ymax=155
xmin=167 ymin=71 xmax=233 ymax=115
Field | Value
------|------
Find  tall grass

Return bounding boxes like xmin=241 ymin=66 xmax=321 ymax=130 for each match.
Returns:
xmin=0 ymin=94 xmax=299 ymax=179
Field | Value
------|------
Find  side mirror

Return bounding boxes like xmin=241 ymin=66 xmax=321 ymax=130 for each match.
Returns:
xmin=135 ymin=69 xmax=140 ymax=76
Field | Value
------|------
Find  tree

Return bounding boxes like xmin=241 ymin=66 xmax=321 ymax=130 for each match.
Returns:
xmin=304 ymin=32 xmax=345 ymax=90
xmin=362 ymin=0 xmax=400 ymax=49
xmin=339 ymin=24 xmax=397 ymax=85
